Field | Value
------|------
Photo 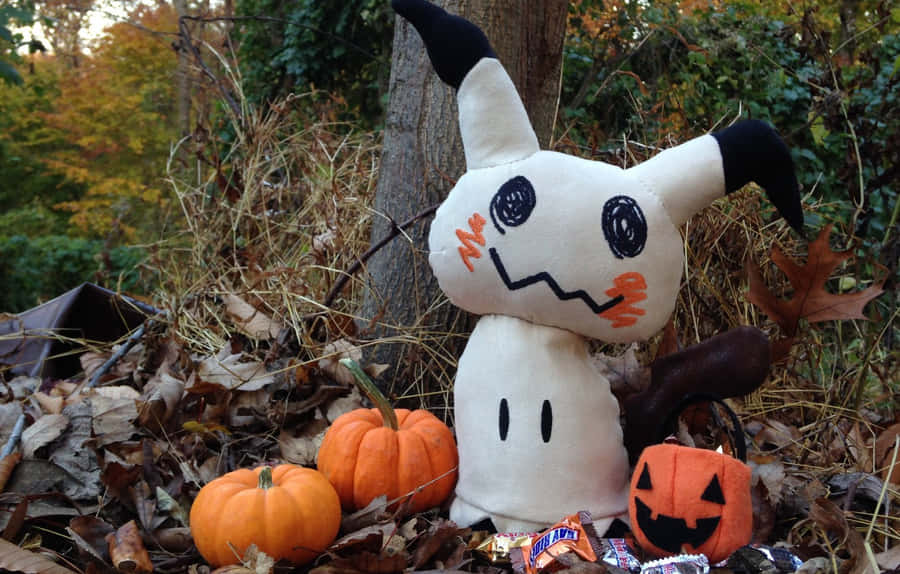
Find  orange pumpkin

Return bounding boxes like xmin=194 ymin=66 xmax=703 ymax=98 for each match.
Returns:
xmin=189 ymin=464 xmax=340 ymax=567
xmin=628 ymin=444 xmax=752 ymax=564
xmin=317 ymin=359 xmax=458 ymax=514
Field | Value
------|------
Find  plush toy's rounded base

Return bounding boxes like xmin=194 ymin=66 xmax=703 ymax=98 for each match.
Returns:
xmin=450 ymin=493 xmax=620 ymax=535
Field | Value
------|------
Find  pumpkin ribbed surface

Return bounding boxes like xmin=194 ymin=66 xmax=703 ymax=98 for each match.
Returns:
xmin=317 ymin=407 xmax=458 ymax=514
xmin=189 ymin=464 xmax=340 ymax=567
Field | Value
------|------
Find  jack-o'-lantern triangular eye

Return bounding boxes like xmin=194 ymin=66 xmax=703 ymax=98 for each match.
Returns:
xmin=701 ymin=474 xmax=725 ymax=504
xmin=636 ymin=463 xmax=652 ymax=490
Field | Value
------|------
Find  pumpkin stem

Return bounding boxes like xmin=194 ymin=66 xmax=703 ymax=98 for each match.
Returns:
xmin=258 ymin=466 xmax=274 ymax=490
xmin=339 ymin=358 xmax=398 ymax=430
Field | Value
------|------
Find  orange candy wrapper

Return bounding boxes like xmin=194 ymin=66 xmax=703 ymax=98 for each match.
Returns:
xmin=519 ymin=512 xmax=599 ymax=574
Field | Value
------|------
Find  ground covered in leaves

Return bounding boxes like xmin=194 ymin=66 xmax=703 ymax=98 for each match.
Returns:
xmin=0 ymin=102 xmax=896 ymax=574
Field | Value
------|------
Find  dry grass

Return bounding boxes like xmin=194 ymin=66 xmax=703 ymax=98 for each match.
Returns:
xmin=156 ymin=88 xmax=382 ymax=364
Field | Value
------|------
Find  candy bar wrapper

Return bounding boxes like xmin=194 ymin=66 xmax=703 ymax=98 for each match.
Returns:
xmin=599 ymin=539 xmax=642 ymax=573
xmin=724 ymin=544 xmax=804 ymax=573
xmin=639 ymin=554 xmax=709 ymax=574
xmin=474 ymin=532 xmax=538 ymax=564
xmin=518 ymin=512 xmax=599 ymax=574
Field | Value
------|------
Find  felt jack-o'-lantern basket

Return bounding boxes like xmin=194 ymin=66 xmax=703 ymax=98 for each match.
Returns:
xmin=628 ymin=395 xmax=753 ymax=564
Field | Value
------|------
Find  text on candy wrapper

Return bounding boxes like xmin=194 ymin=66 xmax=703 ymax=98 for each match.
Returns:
xmin=528 ymin=527 xmax=579 ymax=565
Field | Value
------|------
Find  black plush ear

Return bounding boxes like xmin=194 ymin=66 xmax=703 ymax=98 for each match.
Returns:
xmin=392 ymin=0 xmax=496 ymax=89
xmin=712 ymin=119 xmax=804 ymax=233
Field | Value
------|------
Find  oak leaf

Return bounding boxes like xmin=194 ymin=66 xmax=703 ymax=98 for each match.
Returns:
xmin=746 ymin=224 xmax=884 ymax=337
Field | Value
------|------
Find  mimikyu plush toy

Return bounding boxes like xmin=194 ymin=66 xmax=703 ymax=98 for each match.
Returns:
xmin=392 ymin=0 xmax=803 ymax=534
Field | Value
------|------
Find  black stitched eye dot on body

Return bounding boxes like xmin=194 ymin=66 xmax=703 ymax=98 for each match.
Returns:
xmin=490 ymin=175 xmax=537 ymax=234
xmin=499 ymin=398 xmax=509 ymax=441
xmin=541 ymin=400 xmax=552 ymax=443
xmin=602 ymin=195 xmax=648 ymax=258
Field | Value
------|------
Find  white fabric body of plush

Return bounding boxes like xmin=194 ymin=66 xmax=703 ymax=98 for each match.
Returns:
xmin=449 ymin=314 xmax=630 ymax=533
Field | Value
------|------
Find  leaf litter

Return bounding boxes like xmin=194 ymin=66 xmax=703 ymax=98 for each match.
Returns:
xmin=0 ymin=100 xmax=895 ymax=574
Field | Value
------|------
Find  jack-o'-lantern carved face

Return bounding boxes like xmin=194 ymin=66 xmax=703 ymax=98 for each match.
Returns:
xmin=628 ymin=444 xmax=752 ymax=564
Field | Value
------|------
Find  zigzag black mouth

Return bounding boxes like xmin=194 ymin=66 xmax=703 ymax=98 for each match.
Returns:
xmin=633 ymin=496 xmax=721 ymax=553
xmin=489 ymin=248 xmax=623 ymax=314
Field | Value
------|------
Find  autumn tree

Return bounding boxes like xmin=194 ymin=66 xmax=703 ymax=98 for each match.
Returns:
xmin=45 ymin=3 xmax=180 ymax=240
xmin=358 ymin=0 xmax=568 ymax=397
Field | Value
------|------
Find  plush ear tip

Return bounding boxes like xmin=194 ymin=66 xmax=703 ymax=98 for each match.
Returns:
xmin=713 ymin=119 xmax=805 ymax=233
xmin=391 ymin=0 xmax=434 ymax=22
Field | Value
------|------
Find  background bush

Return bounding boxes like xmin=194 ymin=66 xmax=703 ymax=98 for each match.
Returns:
xmin=0 ymin=235 xmax=150 ymax=312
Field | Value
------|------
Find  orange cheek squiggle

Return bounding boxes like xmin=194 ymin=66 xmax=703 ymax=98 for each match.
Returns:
xmin=599 ymin=272 xmax=647 ymax=328
xmin=456 ymin=213 xmax=487 ymax=272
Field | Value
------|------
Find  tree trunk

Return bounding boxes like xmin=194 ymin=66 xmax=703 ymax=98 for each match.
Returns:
xmin=358 ymin=0 xmax=568 ymax=404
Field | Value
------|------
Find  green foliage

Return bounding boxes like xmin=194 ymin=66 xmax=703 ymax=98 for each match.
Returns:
xmin=0 ymin=235 xmax=150 ymax=313
xmin=0 ymin=0 xmax=33 ymax=85
xmin=560 ymin=1 xmax=898 ymax=263
xmin=233 ymin=0 xmax=393 ymax=124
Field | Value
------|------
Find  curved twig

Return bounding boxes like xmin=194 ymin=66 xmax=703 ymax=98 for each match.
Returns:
xmin=322 ymin=203 xmax=439 ymax=309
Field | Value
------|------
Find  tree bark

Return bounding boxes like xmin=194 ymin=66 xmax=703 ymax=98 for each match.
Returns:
xmin=358 ymin=0 xmax=568 ymax=403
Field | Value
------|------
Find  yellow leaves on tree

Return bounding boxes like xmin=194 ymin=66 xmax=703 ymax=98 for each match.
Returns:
xmin=42 ymin=3 xmax=179 ymax=239
xmin=746 ymin=224 xmax=885 ymax=359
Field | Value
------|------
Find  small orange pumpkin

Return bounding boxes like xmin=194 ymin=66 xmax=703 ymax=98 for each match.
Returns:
xmin=317 ymin=359 xmax=458 ymax=514
xmin=189 ymin=464 xmax=340 ymax=567
xmin=628 ymin=444 xmax=752 ymax=564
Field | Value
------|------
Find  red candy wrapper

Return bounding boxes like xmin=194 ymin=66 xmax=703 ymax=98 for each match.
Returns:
xmin=519 ymin=512 xmax=598 ymax=574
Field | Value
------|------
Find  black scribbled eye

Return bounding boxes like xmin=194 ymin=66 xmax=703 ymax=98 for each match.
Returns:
xmin=541 ymin=400 xmax=552 ymax=443
xmin=602 ymin=196 xmax=647 ymax=258
xmin=490 ymin=176 xmax=536 ymax=234
xmin=499 ymin=398 xmax=509 ymax=441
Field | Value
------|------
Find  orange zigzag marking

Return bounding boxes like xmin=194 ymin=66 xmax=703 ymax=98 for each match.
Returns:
xmin=599 ymin=272 xmax=647 ymax=328
xmin=456 ymin=213 xmax=487 ymax=272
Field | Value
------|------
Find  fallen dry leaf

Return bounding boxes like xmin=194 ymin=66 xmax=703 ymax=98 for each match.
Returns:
xmin=154 ymin=527 xmax=192 ymax=553
xmin=155 ymin=486 xmax=189 ymax=527
xmin=138 ymin=372 xmax=185 ymax=431
xmin=22 ymin=414 xmax=69 ymax=459
xmin=875 ymin=544 xmax=900 ymax=571
xmin=2 ymin=496 xmax=28 ymax=541
xmin=411 ymin=518 xmax=468 ymax=569
xmin=89 ymin=386 xmax=140 ymax=447
xmin=0 ymin=402 xmax=24 ymax=445
xmin=341 ymin=495 xmax=391 ymax=533
xmin=279 ymin=418 xmax=329 ymax=466
xmin=68 ymin=515 xmax=115 ymax=563
xmin=47 ymin=401 xmax=102 ymax=501
xmin=318 ymin=339 xmax=363 ymax=386
xmin=808 ymin=498 xmax=871 ymax=574
xmin=746 ymin=224 xmax=884 ymax=337
xmin=749 ymin=456 xmax=787 ymax=506
xmin=0 ymin=452 xmax=22 ymax=492
xmin=753 ymin=419 xmax=801 ymax=451
xmin=196 ymin=348 xmax=274 ymax=391
xmin=329 ymin=523 xmax=397 ymax=555
xmin=223 ymin=294 xmax=283 ymax=341
xmin=106 ymin=520 xmax=153 ymax=574
xmin=330 ymin=549 xmax=408 ymax=574
xmin=0 ymin=537 xmax=78 ymax=573
xmin=874 ymin=424 xmax=900 ymax=485
xmin=236 ymin=544 xmax=275 ymax=574
xmin=33 ymin=392 xmax=64 ymax=415
xmin=591 ymin=343 xmax=648 ymax=396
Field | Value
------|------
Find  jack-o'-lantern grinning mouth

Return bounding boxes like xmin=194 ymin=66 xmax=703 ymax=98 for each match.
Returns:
xmin=488 ymin=248 xmax=624 ymax=314
xmin=633 ymin=497 xmax=721 ymax=553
